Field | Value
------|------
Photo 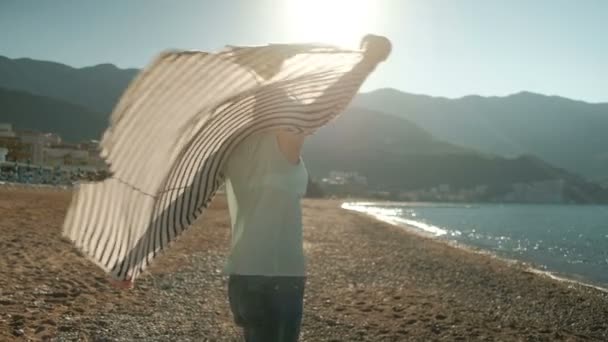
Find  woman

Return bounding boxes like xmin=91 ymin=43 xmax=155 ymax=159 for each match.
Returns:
xmin=107 ymin=34 xmax=390 ymax=341
xmin=222 ymin=35 xmax=391 ymax=342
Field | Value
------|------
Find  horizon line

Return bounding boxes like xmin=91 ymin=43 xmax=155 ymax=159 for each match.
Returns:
xmin=2 ymin=54 xmax=607 ymax=105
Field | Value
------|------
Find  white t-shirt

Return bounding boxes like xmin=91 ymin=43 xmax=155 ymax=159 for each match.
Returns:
xmin=223 ymin=131 xmax=308 ymax=276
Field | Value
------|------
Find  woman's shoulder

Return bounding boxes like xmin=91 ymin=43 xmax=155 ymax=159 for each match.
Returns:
xmin=229 ymin=131 xmax=274 ymax=163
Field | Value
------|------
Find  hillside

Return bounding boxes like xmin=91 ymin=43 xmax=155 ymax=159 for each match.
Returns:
xmin=2 ymin=55 xmax=606 ymax=180
xmin=353 ymin=89 xmax=608 ymax=179
xmin=304 ymin=107 xmax=608 ymax=203
xmin=0 ymin=87 xmax=106 ymax=142
xmin=1 ymin=55 xmax=607 ymax=202
xmin=0 ymin=56 xmax=137 ymax=114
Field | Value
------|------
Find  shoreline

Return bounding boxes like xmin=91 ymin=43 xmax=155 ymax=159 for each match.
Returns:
xmin=341 ymin=201 xmax=608 ymax=294
xmin=2 ymin=189 xmax=608 ymax=340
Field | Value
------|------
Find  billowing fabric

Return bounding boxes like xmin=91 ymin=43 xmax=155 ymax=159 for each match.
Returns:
xmin=224 ymin=132 xmax=308 ymax=276
xmin=62 ymin=43 xmax=378 ymax=281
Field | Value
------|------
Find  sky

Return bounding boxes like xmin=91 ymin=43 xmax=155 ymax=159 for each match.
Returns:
xmin=0 ymin=0 xmax=606 ymax=102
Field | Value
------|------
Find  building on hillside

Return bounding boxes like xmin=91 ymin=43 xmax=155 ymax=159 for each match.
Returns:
xmin=438 ymin=184 xmax=450 ymax=193
xmin=503 ymin=179 xmax=565 ymax=203
xmin=0 ymin=147 xmax=8 ymax=162
xmin=0 ymin=123 xmax=16 ymax=138
xmin=0 ymin=136 xmax=29 ymax=162
xmin=78 ymin=140 xmax=108 ymax=170
xmin=396 ymin=184 xmax=490 ymax=202
xmin=17 ymin=130 xmax=62 ymax=164
xmin=0 ymin=125 xmax=107 ymax=171
xmin=323 ymin=170 xmax=368 ymax=186
xmin=0 ymin=124 xmax=21 ymax=161
xmin=321 ymin=170 xmax=369 ymax=196
xmin=43 ymin=144 xmax=90 ymax=167
xmin=0 ymin=125 xmax=66 ymax=164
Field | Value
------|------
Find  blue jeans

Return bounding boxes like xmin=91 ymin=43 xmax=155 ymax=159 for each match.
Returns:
xmin=228 ymin=275 xmax=306 ymax=342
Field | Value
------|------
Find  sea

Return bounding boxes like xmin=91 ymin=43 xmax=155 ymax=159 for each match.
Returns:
xmin=342 ymin=202 xmax=608 ymax=289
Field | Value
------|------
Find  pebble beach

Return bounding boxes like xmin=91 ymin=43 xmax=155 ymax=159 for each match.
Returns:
xmin=1 ymin=188 xmax=607 ymax=341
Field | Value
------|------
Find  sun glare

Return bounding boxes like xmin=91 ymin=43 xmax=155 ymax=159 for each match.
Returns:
xmin=283 ymin=0 xmax=377 ymax=49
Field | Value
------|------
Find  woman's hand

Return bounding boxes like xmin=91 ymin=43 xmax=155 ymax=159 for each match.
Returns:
xmin=360 ymin=34 xmax=392 ymax=64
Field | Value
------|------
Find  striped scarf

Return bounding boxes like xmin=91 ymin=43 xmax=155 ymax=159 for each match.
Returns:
xmin=62 ymin=43 xmax=381 ymax=281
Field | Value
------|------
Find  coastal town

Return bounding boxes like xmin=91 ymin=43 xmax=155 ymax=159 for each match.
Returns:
xmin=319 ymin=170 xmax=585 ymax=204
xmin=1 ymin=121 xmax=606 ymax=204
xmin=0 ymin=123 xmax=108 ymax=185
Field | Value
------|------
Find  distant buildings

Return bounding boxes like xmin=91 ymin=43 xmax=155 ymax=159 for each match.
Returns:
xmin=503 ymin=179 xmax=565 ymax=203
xmin=0 ymin=124 xmax=28 ymax=161
xmin=43 ymin=144 xmax=90 ymax=167
xmin=1 ymin=124 xmax=108 ymax=171
xmin=319 ymin=170 xmax=368 ymax=196
xmin=395 ymin=185 xmax=489 ymax=202
xmin=0 ymin=123 xmax=16 ymax=138
xmin=322 ymin=171 xmax=367 ymax=186
xmin=19 ymin=130 xmax=62 ymax=164
xmin=318 ymin=168 xmax=570 ymax=204
xmin=0 ymin=147 xmax=7 ymax=162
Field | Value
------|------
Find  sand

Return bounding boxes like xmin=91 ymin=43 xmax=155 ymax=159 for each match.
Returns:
xmin=1 ymin=188 xmax=607 ymax=341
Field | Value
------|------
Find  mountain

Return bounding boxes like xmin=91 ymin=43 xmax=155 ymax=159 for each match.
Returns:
xmin=0 ymin=87 xmax=106 ymax=142
xmin=303 ymin=107 xmax=608 ymax=203
xmin=353 ymin=89 xmax=608 ymax=180
xmin=2 ymin=55 xmax=606 ymax=180
xmin=1 ymin=80 xmax=605 ymax=202
xmin=0 ymin=56 xmax=137 ymax=114
xmin=1 ymin=55 xmax=606 ymax=202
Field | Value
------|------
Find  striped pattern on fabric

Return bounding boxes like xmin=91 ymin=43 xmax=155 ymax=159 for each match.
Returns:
xmin=62 ymin=44 xmax=378 ymax=281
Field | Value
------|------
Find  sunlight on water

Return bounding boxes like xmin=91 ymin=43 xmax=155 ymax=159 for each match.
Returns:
xmin=342 ymin=201 xmax=608 ymax=287
xmin=341 ymin=202 xmax=449 ymax=236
